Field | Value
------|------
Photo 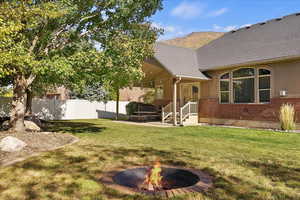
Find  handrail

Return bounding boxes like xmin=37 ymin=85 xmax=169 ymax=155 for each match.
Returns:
xmin=180 ymin=101 xmax=198 ymax=125
xmin=162 ymin=102 xmax=173 ymax=123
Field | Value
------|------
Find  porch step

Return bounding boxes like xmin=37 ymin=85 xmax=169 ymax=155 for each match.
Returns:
xmin=182 ymin=115 xmax=199 ymax=126
xmin=162 ymin=101 xmax=199 ymax=126
xmin=163 ymin=115 xmax=198 ymax=126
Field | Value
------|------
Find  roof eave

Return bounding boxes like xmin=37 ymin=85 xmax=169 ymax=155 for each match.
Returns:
xmin=200 ymin=54 xmax=300 ymax=71
xmin=175 ymin=74 xmax=211 ymax=80
xmin=149 ymin=56 xmax=176 ymax=76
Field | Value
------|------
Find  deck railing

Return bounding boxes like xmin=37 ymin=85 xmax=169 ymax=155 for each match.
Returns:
xmin=180 ymin=102 xmax=198 ymax=125
xmin=162 ymin=102 xmax=173 ymax=123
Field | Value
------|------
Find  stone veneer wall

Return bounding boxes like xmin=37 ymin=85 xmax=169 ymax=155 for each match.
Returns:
xmin=198 ymin=98 xmax=300 ymax=123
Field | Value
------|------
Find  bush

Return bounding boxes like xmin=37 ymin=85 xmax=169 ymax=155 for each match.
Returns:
xmin=279 ymin=103 xmax=296 ymax=131
xmin=126 ymin=102 xmax=157 ymax=115
xmin=126 ymin=102 xmax=139 ymax=115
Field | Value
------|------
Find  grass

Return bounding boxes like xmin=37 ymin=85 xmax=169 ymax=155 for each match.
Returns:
xmin=0 ymin=119 xmax=299 ymax=200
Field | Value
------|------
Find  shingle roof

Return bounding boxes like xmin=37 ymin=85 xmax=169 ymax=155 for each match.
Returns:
xmin=153 ymin=43 xmax=210 ymax=80
xmin=196 ymin=13 xmax=300 ymax=70
xmin=153 ymin=13 xmax=300 ymax=75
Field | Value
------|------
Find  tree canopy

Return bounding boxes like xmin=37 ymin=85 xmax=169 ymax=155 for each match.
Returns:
xmin=0 ymin=0 xmax=163 ymax=132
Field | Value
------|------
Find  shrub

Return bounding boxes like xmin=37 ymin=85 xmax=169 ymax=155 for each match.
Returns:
xmin=279 ymin=103 xmax=296 ymax=131
xmin=126 ymin=102 xmax=139 ymax=115
xmin=126 ymin=102 xmax=157 ymax=115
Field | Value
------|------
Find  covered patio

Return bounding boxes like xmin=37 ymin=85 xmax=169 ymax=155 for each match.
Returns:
xmin=139 ymin=43 xmax=210 ymax=125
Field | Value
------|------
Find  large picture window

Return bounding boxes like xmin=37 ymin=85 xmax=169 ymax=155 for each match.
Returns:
xmin=233 ymin=68 xmax=255 ymax=103
xmin=219 ymin=68 xmax=271 ymax=104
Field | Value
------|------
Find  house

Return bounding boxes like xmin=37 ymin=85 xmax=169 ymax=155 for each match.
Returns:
xmin=44 ymin=33 xmax=223 ymax=103
xmin=119 ymin=32 xmax=224 ymax=103
xmin=143 ymin=13 xmax=300 ymax=128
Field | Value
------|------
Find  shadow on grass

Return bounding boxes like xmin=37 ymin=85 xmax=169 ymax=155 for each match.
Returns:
xmin=1 ymin=143 xmax=298 ymax=200
xmin=44 ymin=121 xmax=106 ymax=134
xmin=203 ymin=167 xmax=297 ymax=200
xmin=246 ymin=160 xmax=300 ymax=189
xmin=10 ymin=146 xmax=194 ymax=199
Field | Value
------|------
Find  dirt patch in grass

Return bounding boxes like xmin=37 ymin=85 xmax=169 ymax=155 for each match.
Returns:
xmin=0 ymin=131 xmax=78 ymax=166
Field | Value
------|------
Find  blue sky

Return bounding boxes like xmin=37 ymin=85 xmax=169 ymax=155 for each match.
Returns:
xmin=151 ymin=0 xmax=300 ymax=40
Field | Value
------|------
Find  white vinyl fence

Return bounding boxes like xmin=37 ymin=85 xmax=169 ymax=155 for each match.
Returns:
xmin=0 ymin=97 xmax=129 ymax=120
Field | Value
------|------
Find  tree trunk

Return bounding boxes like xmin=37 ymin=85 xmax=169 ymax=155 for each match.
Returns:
xmin=9 ymin=75 xmax=28 ymax=132
xmin=25 ymin=88 xmax=33 ymax=116
xmin=115 ymin=88 xmax=120 ymax=120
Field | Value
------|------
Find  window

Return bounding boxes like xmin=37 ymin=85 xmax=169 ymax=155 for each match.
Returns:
xmin=233 ymin=68 xmax=255 ymax=78
xmin=259 ymin=69 xmax=271 ymax=103
xmin=233 ymin=68 xmax=255 ymax=103
xmin=220 ymin=73 xmax=230 ymax=103
xmin=192 ymin=85 xmax=199 ymax=101
xmin=155 ymin=85 xmax=164 ymax=99
xmin=219 ymin=68 xmax=271 ymax=104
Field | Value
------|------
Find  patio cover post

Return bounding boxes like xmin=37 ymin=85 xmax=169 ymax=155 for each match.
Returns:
xmin=173 ymin=77 xmax=181 ymax=126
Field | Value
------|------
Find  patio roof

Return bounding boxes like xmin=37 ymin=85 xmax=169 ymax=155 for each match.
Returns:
xmin=153 ymin=43 xmax=210 ymax=80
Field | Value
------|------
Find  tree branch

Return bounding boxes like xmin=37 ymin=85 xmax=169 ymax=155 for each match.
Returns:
xmin=26 ymin=74 xmax=36 ymax=86
xmin=29 ymin=35 xmax=39 ymax=54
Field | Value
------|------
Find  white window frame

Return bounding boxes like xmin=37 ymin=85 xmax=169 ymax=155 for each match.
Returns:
xmin=258 ymin=68 xmax=272 ymax=103
xmin=155 ymin=84 xmax=164 ymax=100
xmin=219 ymin=73 xmax=230 ymax=104
xmin=232 ymin=68 xmax=256 ymax=104
xmin=219 ymin=67 xmax=271 ymax=104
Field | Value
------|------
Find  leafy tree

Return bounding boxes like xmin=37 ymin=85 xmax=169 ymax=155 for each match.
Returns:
xmin=0 ymin=0 xmax=162 ymax=132
xmin=104 ymin=31 xmax=159 ymax=119
xmin=0 ymin=87 xmax=12 ymax=97
xmin=70 ymin=82 xmax=112 ymax=103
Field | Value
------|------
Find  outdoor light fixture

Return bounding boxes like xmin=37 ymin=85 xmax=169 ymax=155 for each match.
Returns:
xmin=280 ymin=90 xmax=288 ymax=97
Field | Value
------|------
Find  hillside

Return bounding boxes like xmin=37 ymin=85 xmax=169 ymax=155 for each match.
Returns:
xmin=162 ymin=32 xmax=224 ymax=49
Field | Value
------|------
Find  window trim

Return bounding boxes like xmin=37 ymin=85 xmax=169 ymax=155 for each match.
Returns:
xmin=219 ymin=67 xmax=272 ymax=104
xmin=219 ymin=73 xmax=230 ymax=104
xmin=155 ymin=84 xmax=164 ymax=100
xmin=258 ymin=67 xmax=272 ymax=103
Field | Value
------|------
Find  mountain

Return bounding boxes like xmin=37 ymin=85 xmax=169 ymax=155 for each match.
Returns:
xmin=162 ymin=32 xmax=224 ymax=49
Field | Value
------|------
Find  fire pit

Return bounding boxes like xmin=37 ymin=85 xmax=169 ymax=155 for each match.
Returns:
xmin=101 ymin=163 xmax=213 ymax=198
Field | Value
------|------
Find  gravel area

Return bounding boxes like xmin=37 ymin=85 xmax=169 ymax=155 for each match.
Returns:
xmin=0 ymin=131 xmax=78 ymax=166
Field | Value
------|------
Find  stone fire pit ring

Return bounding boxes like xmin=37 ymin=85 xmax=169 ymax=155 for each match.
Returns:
xmin=101 ymin=165 xmax=213 ymax=198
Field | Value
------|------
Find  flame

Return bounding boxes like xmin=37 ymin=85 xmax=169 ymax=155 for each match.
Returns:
xmin=142 ymin=161 xmax=163 ymax=191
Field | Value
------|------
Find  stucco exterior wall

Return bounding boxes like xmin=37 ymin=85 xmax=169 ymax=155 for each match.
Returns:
xmin=272 ymin=59 xmax=300 ymax=98
xmin=154 ymin=70 xmax=173 ymax=101
xmin=199 ymin=59 xmax=300 ymax=127
xmin=144 ymin=58 xmax=300 ymax=128
xmin=202 ymin=59 xmax=300 ymax=99
xmin=119 ymin=87 xmax=151 ymax=102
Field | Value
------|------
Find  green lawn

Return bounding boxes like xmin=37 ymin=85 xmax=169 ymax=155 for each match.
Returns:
xmin=0 ymin=119 xmax=299 ymax=200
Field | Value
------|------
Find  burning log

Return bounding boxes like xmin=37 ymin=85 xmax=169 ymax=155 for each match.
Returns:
xmin=140 ymin=161 xmax=164 ymax=191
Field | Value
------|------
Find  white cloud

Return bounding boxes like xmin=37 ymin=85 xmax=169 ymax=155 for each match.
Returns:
xmin=208 ymin=8 xmax=228 ymax=17
xmin=212 ymin=24 xmax=222 ymax=31
xmin=213 ymin=24 xmax=238 ymax=32
xmin=171 ymin=1 xmax=204 ymax=19
xmin=223 ymin=25 xmax=238 ymax=32
xmin=212 ymin=23 xmax=254 ymax=32
xmin=152 ymin=23 xmax=176 ymax=33
xmin=152 ymin=22 xmax=187 ymax=40
xmin=240 ymin=24 xmax=252 ymax=28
